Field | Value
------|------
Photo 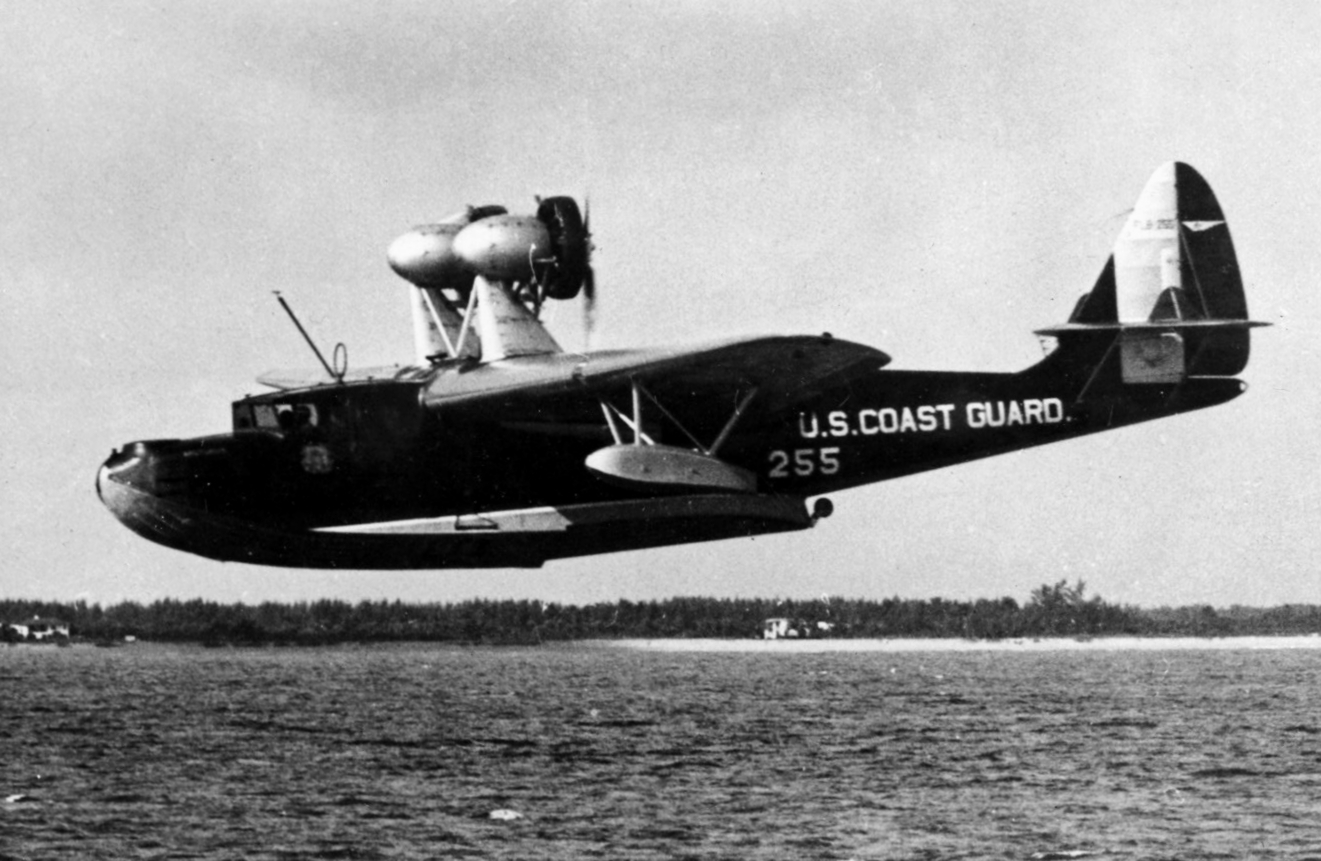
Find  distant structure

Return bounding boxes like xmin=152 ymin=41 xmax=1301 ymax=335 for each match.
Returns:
xmin=762 ymin=617 xmax=835 ymax=640
xmin=3 ymin=617 xmax=70 ymax=642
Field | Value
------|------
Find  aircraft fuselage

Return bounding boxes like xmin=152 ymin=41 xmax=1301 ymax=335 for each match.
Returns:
xmin=96 ymin=353 xmax=1243 ymax=569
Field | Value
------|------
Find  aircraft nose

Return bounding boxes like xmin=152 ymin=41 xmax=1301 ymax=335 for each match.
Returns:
xmin=98 ymin=434 xmax=283 ymax=531
xmin=98 ymin=439 xmax=183 ymax=497
xmin=98 ymin=442 xmax=147 ymax=496
xmin=98 ymin=434 xmax=282 ymax=555
xmin=97 ymin=441 xmax=173 ymax=527
xmin=97 ymin=438 xmax=227 ymax=555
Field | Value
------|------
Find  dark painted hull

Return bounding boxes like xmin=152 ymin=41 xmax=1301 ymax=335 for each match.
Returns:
xmin=97 ymin=348 xmax=1246 ymax=568
xmin=98 ymin=467 xmax=811 ymax=569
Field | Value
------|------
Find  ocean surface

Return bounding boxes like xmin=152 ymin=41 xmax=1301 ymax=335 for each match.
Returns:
xmin=3 ymin=640 xmax=1320 ymax=860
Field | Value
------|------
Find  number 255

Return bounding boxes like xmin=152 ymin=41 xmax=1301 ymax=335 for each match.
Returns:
xmin=768 ymin=447 xmax=840 ymax=478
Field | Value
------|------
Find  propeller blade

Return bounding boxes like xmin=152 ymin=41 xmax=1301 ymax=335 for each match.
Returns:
xmin=581 ymin=198 xmax=595 ymax=347
xmin=582 ymin=264 xmax=597 ymax=348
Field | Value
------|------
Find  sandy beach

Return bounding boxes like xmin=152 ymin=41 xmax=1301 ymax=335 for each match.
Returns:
xmin=593 ymin=635 xmax=1321 ymax=653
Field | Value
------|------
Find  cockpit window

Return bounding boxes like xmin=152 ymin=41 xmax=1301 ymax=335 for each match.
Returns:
xmin=279 ymin=404 xmax=318 ymax=431
xmin=236 ymin=402 xmax=319 ymax=432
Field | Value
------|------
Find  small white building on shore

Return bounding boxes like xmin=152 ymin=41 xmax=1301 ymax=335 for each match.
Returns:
xmin=5 ymin=617 xmax=70 ymax=642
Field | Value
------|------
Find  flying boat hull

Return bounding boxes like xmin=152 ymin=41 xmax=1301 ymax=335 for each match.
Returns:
xmin=97 ymin=459 xmax=811 ymax=568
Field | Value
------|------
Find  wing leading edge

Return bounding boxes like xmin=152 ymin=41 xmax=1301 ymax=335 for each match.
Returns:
xmin=420 ymin=335 xmax=890 ymax=419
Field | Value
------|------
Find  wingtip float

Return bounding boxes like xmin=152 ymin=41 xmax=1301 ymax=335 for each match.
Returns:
xmin=98 ymin=165 xmax=1266 ymax=569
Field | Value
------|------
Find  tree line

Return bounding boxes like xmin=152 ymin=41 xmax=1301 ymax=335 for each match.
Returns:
xmin=3 ymin=581 xmax=1320 ymax=646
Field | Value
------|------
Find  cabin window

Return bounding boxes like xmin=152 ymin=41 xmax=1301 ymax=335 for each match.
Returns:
xmin=237 ymin=402 xmax=320 ymax=432
xmin=277 ymin=404 xmax=319 ymax=432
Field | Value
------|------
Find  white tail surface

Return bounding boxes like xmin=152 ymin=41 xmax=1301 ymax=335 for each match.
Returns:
xmin=1115 ymin=162 xmax=1183 ymax=323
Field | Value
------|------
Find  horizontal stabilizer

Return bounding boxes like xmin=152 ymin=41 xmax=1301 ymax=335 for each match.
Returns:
xmin=1038 ymin=162 xmax=1266 ymax=380
xmin=1035 ymin=319 xmax=1269 ymax=336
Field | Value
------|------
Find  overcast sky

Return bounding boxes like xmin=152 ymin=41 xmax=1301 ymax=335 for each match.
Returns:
xmin=3 ymin=1 xmax=1320 ymax=608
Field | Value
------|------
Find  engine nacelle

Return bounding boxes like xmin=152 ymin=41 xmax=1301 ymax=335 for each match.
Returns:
xmin=388 ymin=198 xmax=591 ymax=303
xmin=387 ymin=222 xmax=467 ymax=287
xmin=450 ymin=215 xmax=551 ymax=283
xmin=386 ymin=205 xmax=508 ymax=288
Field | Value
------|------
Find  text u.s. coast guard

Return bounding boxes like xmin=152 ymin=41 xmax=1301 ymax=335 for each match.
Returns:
xmin=797 ymin=398 xmax=1066 ymax=439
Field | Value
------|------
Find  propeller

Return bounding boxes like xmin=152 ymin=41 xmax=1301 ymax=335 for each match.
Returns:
xmin=534 ymin=195 xmax=597 ymax=345
xmin=581 ymin=199 xmax=597 ymax=347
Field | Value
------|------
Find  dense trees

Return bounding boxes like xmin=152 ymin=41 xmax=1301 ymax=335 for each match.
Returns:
xmin=2 ymin=582 xmax=1319 ymax=645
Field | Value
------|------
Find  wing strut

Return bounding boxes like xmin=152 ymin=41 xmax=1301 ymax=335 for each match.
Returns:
xmin=625 ymin=379 xmax=759 ymax=457
xmin=419 ymin=289 xmax=460 ymax=359
xmin=453 ymin=286 xmax=480 ymax=359
xmin=586 ymin=379 xmax=760 ymax=494
xmin=707 ymin=387 xmax=759 ymax=456
xmin=600 ymin=402 xmax=624 ymax=445
xmin=632 ymin=381 xmax=644 ymax=445
xmin=599 ymin=396 xmax=656 ymax=445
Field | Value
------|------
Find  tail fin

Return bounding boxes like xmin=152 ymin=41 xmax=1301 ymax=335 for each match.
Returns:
xmin=1039 ymin=162 xmax=1267 ymax=384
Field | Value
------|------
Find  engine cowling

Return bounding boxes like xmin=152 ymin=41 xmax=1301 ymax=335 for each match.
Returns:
xmin=386 ymin=222 xmax=467 ymax=286
xmin=450 ymin=215 xmax=551 ymax=283
xmin=387 ymin=198 xmax=592 ymax=308
xmin=386 ymin=205 xmax=507 ymax=288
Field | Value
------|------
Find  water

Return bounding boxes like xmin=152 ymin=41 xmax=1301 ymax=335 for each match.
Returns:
xmin=3 ymin=642 xmax=1320 ymax=860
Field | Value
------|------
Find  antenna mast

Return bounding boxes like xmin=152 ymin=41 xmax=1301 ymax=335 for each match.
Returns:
xmin=274 ymin=292 xmax=343 ymax=383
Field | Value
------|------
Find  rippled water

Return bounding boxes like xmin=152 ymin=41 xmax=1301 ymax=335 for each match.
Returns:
xmin=3 ymin=642 xmax=1320 ymax=860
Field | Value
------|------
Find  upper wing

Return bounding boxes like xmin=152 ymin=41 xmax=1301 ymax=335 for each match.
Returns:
xmin=421 ymin=335 xmax=890 ymax=421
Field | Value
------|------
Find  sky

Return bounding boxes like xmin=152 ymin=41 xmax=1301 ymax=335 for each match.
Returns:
xmin=3 ymin=1 xmax=1320 ymax=609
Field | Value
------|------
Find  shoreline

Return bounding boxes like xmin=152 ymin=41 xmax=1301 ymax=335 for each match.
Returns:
xmin=587 ymin=634 xmax=1321 ymax=653
xmin=7 ymin=634 xmax=1321 ymax=652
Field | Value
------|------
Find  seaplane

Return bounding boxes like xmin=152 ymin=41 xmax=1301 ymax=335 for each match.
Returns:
xmin=98 ymin=163 xmax=1265 ymax=569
